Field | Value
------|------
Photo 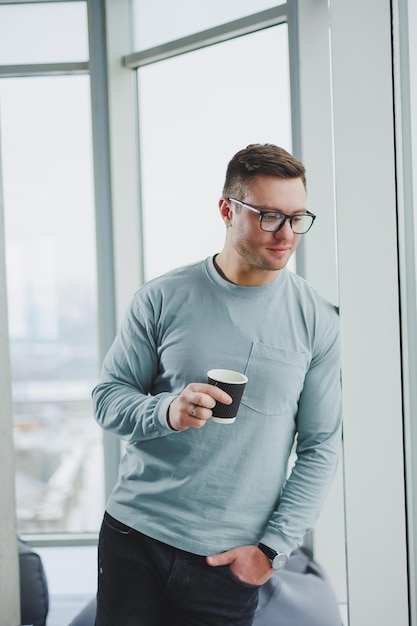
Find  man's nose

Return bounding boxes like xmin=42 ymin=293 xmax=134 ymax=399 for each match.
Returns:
xmin=273 ymin=218 xmax=293 ymax=238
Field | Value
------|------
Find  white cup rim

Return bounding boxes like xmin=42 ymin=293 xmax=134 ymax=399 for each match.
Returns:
xmin=207 ymin=369 xmax=248 ymax=384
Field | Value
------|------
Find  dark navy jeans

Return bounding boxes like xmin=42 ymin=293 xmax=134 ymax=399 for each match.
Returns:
xmin=96 ymin=512 xmax=260 ymax=626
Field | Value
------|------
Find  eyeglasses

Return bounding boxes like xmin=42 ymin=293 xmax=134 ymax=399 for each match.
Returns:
xmin=228 ymin=198 xmax=316 ymax=235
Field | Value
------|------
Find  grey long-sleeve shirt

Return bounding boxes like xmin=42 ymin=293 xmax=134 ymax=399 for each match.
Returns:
xmin=93 ymin=257 xmax=342 ymax=557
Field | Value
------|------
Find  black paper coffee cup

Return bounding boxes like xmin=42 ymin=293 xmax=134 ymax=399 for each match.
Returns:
xmin=207 ymin=369 xmax=248 ymax=424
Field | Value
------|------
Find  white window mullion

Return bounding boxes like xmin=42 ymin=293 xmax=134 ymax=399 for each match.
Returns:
xmin=330 ymin=0 xmax=408 ymax=623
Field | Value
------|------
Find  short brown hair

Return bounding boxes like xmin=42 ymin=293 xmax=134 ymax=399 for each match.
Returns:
xmin=222 ymin=144 xmax=306 ymax=200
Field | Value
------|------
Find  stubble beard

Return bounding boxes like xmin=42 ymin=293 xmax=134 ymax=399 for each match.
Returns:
xmin=234 ymin=241 xmax=291 ymax=273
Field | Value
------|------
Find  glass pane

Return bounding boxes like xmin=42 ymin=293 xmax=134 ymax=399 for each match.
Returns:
xmin=132 ymin=0 xmax=285 ymax=51
xmin=138 ymin=24 xmax=292 ymax=280
xmin=0 ymin=2 xmax=88 ymax=65
xmin=0 ymin=75 xmax=103 ymax=533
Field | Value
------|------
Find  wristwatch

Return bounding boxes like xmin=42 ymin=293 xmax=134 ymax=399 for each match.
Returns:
xmin=258 ymin=543 xmax=287 ymax=570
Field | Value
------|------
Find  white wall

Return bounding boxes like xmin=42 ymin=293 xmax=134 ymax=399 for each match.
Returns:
xmin=392 ymin=0 xmax=417 ymax=622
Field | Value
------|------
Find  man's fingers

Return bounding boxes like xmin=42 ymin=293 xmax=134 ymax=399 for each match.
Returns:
xmin=206 ymin=549 xmax=235 ymax=567
xmin=191 ymin=383 xmax=232 ymax=408
xmin=168 ymin=383 xmax=233 ymax=431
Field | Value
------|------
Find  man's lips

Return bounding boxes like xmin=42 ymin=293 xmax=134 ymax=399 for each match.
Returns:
xmin=267 ymin=247 xmax=291 ymax=254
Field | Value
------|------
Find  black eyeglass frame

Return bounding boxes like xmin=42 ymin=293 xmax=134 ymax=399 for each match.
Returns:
xmin=227 ymin=197 xmax=316 ymax=234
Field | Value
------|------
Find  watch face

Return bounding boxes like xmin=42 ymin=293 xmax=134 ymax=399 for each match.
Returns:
xmin=272 ymin=553 xmax=287 ymax=570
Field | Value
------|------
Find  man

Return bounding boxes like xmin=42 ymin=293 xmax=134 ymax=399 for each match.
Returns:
xmin=93 ymin=144 xmax=342 ymax=626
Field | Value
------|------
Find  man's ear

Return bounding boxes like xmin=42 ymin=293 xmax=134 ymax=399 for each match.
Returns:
xmin=218 ymin=198 xmax=233 ymax=226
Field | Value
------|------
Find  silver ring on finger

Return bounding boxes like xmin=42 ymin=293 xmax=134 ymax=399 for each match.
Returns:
xmin=190 ymin=405 xmax=197 ymax=417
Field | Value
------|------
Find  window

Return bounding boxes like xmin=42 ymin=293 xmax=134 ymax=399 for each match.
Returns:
xmin=0 ymin=2 xmax=103 ymax=535
xmin=132 ymin=0 xmax=285 ymax=51
xmin=138 ymin=24 xmax=292 ymax=279
xmin=0 ymin=2 xmax=88 ymax=64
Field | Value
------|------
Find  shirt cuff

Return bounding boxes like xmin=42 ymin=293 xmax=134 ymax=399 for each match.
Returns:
xmin=259 ymin=528 xmax=296 ymax=557
xmin=154 ymin=394 xmax=179 ymax=435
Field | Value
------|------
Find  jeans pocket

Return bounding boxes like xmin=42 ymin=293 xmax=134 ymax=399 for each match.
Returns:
xmin=223 ymin=565 xmax=262 ymax=590
xmin=103 ymin=511 xmax=133 ymax=535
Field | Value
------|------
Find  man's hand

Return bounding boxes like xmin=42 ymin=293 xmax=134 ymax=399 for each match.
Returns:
xmin=168 ymin=383 xmax=232 ymax=431
xmin=206 ymin=545 xmax=274 ymax=586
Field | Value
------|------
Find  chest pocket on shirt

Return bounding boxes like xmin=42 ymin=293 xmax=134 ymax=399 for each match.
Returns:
xmin=241 ymin=342 xmax=310 ymax=416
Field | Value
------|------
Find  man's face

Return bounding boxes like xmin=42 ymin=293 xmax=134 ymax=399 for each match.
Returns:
xmin=225 ymin=175 xmax=307 ymax=274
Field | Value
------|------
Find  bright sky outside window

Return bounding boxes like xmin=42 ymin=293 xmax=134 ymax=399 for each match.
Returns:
xmin=138 ymin=24 xmax=292 ymax=280
xmin=1 ymin=75 xmax=102 ymax=534
xmin=0 ymin=2 xmax=88 ymax=65
xmin=132 ymin=0 xmax=285 ymax=50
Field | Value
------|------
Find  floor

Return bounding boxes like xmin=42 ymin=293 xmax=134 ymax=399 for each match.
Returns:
xmin=47 ymin=594 xmax=92 ymax=626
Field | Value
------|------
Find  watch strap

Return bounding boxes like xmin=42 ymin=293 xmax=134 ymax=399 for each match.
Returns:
xmin=258 ymin=543 xmax=287 ymax=570
xmin=258 ymin=542 xmax=278 ymax=562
